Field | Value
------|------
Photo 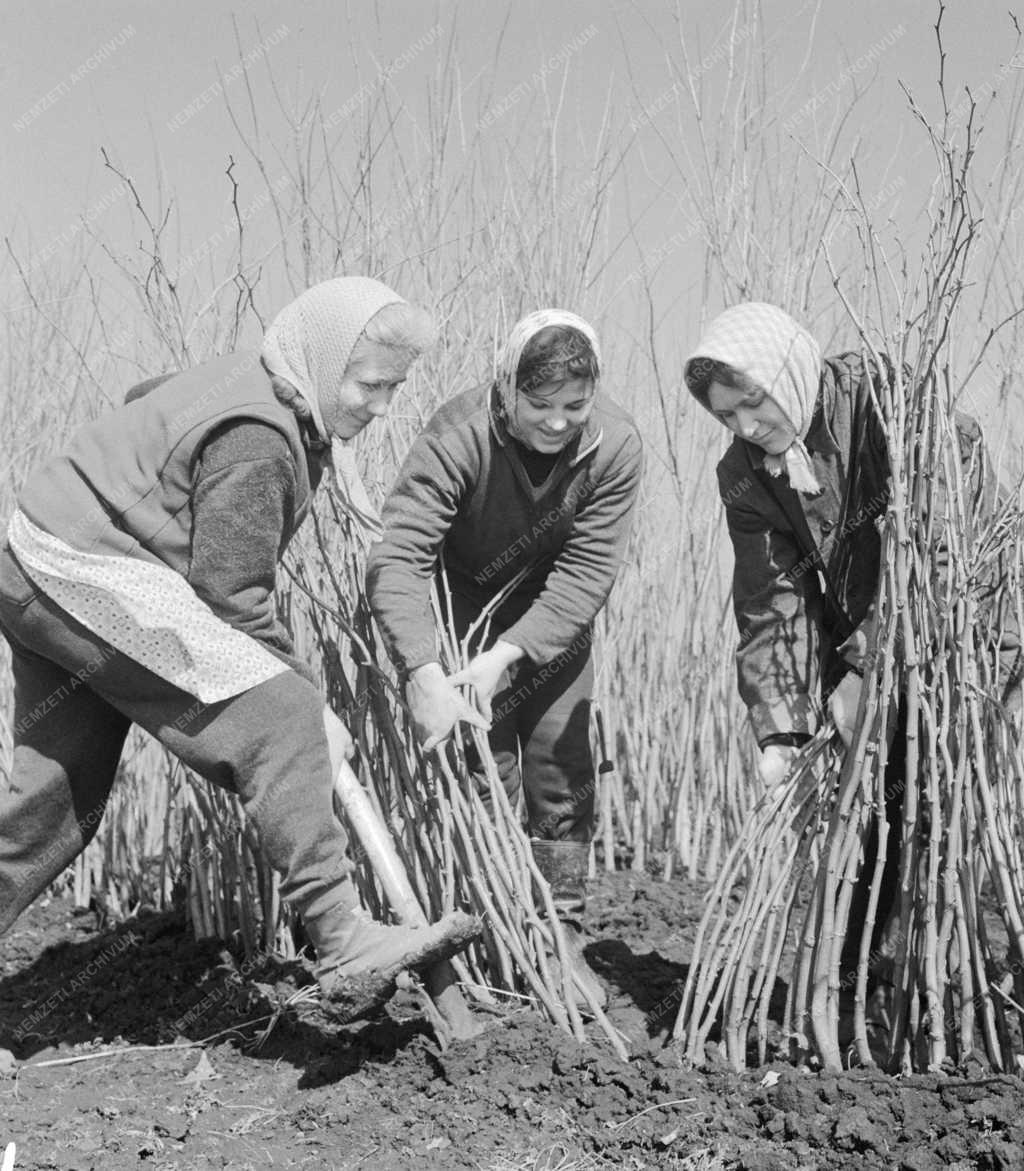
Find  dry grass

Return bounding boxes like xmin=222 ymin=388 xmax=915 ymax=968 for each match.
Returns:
xmin=675 ymin=8 xmax=1024 ymax=1073
xmin=482 ymin=1140 xmax=727 ymax=1170
xmin=2 ymin=5 xmax=1024 ymax=1071
xmin=1 ymin=6 xmax=750 ymax=943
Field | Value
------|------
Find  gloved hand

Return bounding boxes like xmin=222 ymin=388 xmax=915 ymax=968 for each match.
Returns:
xmin=837 ymin=607 xmax=876 ymax=676
xmin=447 ymin=639 xmax=524 ymax=722
xmin=828 ymin=671 xmax=863 ymax=748
xmin=406 ymin=662 xmax=490 ymax=751
xmin=759 ymin=743 xmax=800 ymax=791
xmin=322 ymin=703 xmax=356 ymax=775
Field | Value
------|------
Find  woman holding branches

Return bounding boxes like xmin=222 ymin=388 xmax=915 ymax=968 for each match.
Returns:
xmin=367 ymin=309 xmax=643 ymax=1006
xmin=684 ymin=300 xmax=1021 ymax=1049
xmin=0 ymin=276 xmax=479 ymax=1020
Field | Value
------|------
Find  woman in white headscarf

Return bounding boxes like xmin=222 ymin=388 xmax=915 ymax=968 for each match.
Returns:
xmin=684 ymin=301 xmax=1022 ymax=1041
xmin=367 ymin=310 xmax=644 ymax=1007
xmin=685 ymin=302 xmax=900 ymax=782
xmin=0 ymin=276 xmax=479 ymax=1019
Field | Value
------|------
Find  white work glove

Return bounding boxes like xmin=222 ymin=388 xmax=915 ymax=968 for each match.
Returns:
xmin=405 ymin=662 xmax=490 ymax=752
xmin=321 ymin=703 xmax=356 ymax=775
xmin=759 ymin=743 xmax=800 ymax=792
xmin=828 ymin=672 xmax=863 ymax=749
xmin=446 ymin=640 xmax=523 ymax=722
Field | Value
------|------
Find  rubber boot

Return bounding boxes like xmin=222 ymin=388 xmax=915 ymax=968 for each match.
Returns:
xmin=531 ymin=839 xmax=607 ymax=1011
xmin=837 ymin=908 xmax=900 ymax=1065
xmin=305 ymin=902 xmax=482 ymax=1024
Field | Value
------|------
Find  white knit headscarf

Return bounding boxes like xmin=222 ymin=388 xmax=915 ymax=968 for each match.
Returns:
xmin=494 ymin=309 xmax=601 ymax=437
xmin=685 ymin=302 xmax=823 ymax=494
xmin=262 ymin=276 xmax=405 ymax=537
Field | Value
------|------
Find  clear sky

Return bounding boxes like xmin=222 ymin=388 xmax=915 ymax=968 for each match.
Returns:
xmin=5 ymin=0 xmax=1019 ymax=259
xmin=4 ymin=0 xmax=1023 ymax=447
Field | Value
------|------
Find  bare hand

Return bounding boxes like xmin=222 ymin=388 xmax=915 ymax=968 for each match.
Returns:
xmin=406 ymin=662 xmax=490 ymax=751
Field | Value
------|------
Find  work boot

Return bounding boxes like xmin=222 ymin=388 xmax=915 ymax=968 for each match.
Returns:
xmin=531 ymin=839 xmax=608 ymax=1012
xmin=838 ymin=978 xmax=893 ymax=1068
xmin=305 ymin=904 xmax=482 ymax=1023
xmin=863 ymin=979 xmax=893 ymax=1067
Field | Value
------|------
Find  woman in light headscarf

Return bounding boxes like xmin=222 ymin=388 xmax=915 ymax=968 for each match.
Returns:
xmin=367 ymin=310 xmax=644 ymax=1007
xmin=684 ymin=301 xmax=875 ymax=782
xmin=684 ymin=301 xmax=1021 ymax=1045
xmin=0 ymin=276 xmax=479 ymax=1019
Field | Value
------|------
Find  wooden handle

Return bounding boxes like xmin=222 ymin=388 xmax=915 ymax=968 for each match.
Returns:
xmin=332 ymin=759 xmax=483 ymax=1042
xmin=333 ymin=759 xmax=427 ymax=927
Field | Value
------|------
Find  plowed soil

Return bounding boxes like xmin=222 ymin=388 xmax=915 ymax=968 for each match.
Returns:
xmin=3 ymin=871 xmax=1024 ymax=1169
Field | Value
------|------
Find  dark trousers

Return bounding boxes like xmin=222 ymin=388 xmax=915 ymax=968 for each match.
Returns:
xmin=456 ymin=611 xmax=596 ymax=842
xmin=0 ymin=543 xmax=352 ymax=936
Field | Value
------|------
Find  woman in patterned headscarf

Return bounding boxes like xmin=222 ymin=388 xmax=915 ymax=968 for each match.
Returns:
xmin=686 ymin=303 xmax=920 ymax=770
xmin=684 ymin=301 xmax=1021 ymax=1043
xmin=367 ymin=309 xmax=644 ymax=1008
xmin=0 ymin=276 xmax=479 ymax=1016
xmin=684 ymin=301 xmax=876 ymax=786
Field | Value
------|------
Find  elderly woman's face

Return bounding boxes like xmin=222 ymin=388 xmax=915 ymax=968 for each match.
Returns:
xmin=707 ymin=380 xmax=796 ymax=454
xmin=323 ymin=345 xmax=413 ymax=439
xmin=513 ymin=377 xmax=595 ymax=452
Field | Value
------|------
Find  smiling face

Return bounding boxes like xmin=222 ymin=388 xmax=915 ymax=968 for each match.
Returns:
xmin=706 ymin=379 xmax=797 ymax=454
xmin=512 ymin=377 xmax=596 ymax=452
xmin=321 ymin=344 xmax=413 ymax=440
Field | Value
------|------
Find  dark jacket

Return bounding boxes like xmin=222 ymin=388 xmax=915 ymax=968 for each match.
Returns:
xmin=717 ymin=351 xmax=997 ymax=746
xmin=366 ymin=383 xmax=643 ymax=672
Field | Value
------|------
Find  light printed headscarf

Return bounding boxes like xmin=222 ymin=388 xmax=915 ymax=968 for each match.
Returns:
xmin=685 ymin=302 xmax=823 ymax=494
xmin=262 ymin=276 xmax=405 ymax=537
xmin=494 ymin=309 xmax=601 ymax=433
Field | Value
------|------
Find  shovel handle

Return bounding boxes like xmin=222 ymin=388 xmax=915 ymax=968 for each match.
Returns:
xmin=333 ymin=760 xmax=428 ymax=927
xmin=332 ymin=759 xmax=482 ymax=1040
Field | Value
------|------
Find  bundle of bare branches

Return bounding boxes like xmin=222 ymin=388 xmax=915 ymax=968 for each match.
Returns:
xmin=675 ymin=82 xmax=1024 ymax=1074
xmin=284 ymin=501 xmax=629 ymax=1057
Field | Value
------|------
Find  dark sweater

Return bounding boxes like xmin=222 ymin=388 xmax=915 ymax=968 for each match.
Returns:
xmin=366 ymin=383 xmax=643 ymax=673
xmin=188 ymin=421 xmax=325 ymax=682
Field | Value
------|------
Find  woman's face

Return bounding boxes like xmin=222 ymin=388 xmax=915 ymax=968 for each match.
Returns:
xmin=707 ymin=380 xmax=797 ymax=454
xmin=512 ymin=377 xmax=595 ymax=452
xmin=322 ymin=345 xmax=413 ymax=439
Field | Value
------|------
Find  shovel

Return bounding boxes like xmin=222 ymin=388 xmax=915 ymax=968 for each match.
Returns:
xmin=332 ymin=759 xmax=483 ymax=1042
